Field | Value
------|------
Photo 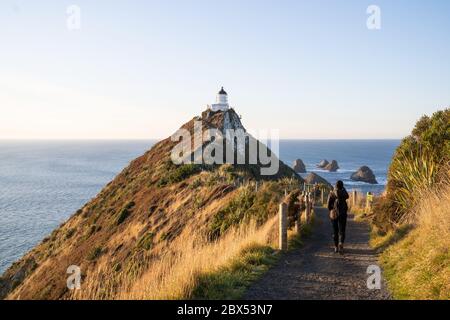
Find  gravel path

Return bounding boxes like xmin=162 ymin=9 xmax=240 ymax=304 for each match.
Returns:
xmin=244 ymin=207 xmax=390 ymax=300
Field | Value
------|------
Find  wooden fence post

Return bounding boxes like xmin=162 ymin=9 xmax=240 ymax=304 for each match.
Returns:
xmin=279 ymin=202 xmax=288 ymax=250
xmin=305 ymin=193 xmax=311 ymax=222
xmin=352 ymin=190 xmax=357 ymax=207
xmin=294 ymin=220 xmax=300 ymax=234
xmin=366 ymin=192 xmax=374 ymax=212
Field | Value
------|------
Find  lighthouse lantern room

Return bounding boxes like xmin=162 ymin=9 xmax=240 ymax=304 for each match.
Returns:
xmin=209 ymin=87 xmax=230 ymax=112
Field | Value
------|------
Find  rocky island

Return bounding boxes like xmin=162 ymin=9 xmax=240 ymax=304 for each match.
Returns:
xmin=304 ymin=172 xmax=332 ymax=188
xmin=350 ymin=166 xmax=378 ymax=184
xmin=292 ymin=159 xmax=306 ymax=173
xmin=317 ymin=159 xmax=329 ymax=169
xmin=324 ymin=160 xmax=339 ymax=172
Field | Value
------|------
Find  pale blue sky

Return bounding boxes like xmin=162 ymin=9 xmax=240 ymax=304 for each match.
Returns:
xmin=0 ymin=0 xmax=449 ymax=139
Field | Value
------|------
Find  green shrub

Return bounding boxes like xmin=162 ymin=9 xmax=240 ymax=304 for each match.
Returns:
xmin=158 ymin=164 xmax=202 ymax=187
xmin=115 ymin=201 xmax=135 ymax=225
xmin=376 ymin=108 xmax=450 ymax=229
xmin=126 ymin=201 xmax=136 ymax=209
xmin=389 ymin=149 xmax=437 ymax=216
xmin=113 ymin=263 xmax=122 ymax=272
xmin=65 ymin=228 xmax=76 ymax=239
xmin=160 ymin=232 xmax=169 ymax=241
xmin=172 ymin=164 xmax=201 ymax=182
xmin=117 ymin=208 xmax=130 ymax=225
xmin=87 ymin=247 xmax=103 ymax=261
xmin=411 ymin=109 xmax=450 ymax=158
xmin=88 ymin=224 xmax=101 ymax=237
xmin=137 ymin=232 xmax=154 ymax=251
xmin=157 ymin=177 xmax=169 ymax=187
xmin=190 ymin=177 xmax=202 ymax=189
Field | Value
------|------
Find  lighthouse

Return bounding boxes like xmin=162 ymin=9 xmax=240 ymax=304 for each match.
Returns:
xmin=210 ymin=87 xmax=230 ymax=112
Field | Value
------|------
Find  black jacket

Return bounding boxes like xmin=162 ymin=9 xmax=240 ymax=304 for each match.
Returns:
xmin=327 ymin=188 xmax=349 ymax=216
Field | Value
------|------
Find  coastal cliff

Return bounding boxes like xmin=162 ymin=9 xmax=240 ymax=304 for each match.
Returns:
xmin=0 ymin=108 xmax=301 ymax=300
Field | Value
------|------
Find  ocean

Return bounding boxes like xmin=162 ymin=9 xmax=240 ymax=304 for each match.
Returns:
xmin=279 ymin=140 xmax=400 ymax=194
xmin=0 ymin=139 xmax=400 ymax=273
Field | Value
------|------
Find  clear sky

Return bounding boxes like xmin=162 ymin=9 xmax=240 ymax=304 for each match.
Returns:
xmin=0 ymin=0 xmax=449 ymax=139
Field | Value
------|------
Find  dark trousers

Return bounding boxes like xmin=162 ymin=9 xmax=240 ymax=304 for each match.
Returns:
xmin=331 ymin=214 xmax=347 ymax=247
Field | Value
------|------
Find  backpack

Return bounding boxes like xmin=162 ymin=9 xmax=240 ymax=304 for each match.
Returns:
xmin=329 ymin=193 xmax=339 ymax=220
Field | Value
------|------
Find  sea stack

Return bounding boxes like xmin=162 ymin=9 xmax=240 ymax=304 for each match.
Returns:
xmin=351 ymin=166 xmax=378 ymax=184
xmin=305 ymin=172 xmax=332 ymax=188
xmin=292 ymin=159 xmax=306 ymax=173
xmin=324 ymin=160 xmax=339 ymax=172
xmin=317 ymin=159 xmax=329 ymax=169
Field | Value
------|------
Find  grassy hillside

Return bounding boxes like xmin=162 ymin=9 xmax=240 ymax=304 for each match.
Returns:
xmin=370 ymin=108 xmax=449 ymax=300
xmin=0 ymin=109 xmax=303 ymax=300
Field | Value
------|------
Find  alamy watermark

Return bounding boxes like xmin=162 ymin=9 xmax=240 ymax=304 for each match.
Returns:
xmin=66 ymin=265 xmax=81 ymax=290
xmin=170 ymin=121 xmax=280 ymax=176
xmin=366 ymin=265 xmax=382 ymax=290
xmin=367 ymin=5 xmax=381 ymax=30
xmin=66 ymin=5 xmax=81 ymax=31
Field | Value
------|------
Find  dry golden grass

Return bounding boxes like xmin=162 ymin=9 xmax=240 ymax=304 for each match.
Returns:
xmin=377 ymin=173 xmax=450 ymax=300
xmin=70 ymin=216 xmax=278 ymax=300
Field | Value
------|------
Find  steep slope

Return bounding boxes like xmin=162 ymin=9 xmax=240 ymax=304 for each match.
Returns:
xmin=0 ymin=108 xmax=302 ymax=299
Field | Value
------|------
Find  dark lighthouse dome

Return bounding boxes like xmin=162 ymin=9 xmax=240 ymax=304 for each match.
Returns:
xmin=218 ymin=87 xmax=227 ymax=95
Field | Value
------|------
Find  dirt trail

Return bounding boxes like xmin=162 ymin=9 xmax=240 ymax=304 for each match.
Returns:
xmin=244 ymin=207 xmax=390 ymax=300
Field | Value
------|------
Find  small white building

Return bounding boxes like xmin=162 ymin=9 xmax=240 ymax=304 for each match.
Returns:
xmin=209 ymin=87 xmax=230 ymax=112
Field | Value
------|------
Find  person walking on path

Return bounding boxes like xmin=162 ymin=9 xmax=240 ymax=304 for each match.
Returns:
xmin=327 ymin=180 xmax=349 ymax=254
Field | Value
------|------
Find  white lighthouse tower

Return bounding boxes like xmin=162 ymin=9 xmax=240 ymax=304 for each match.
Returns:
xmin=210 ymin=87 xmax=230 ymax=112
